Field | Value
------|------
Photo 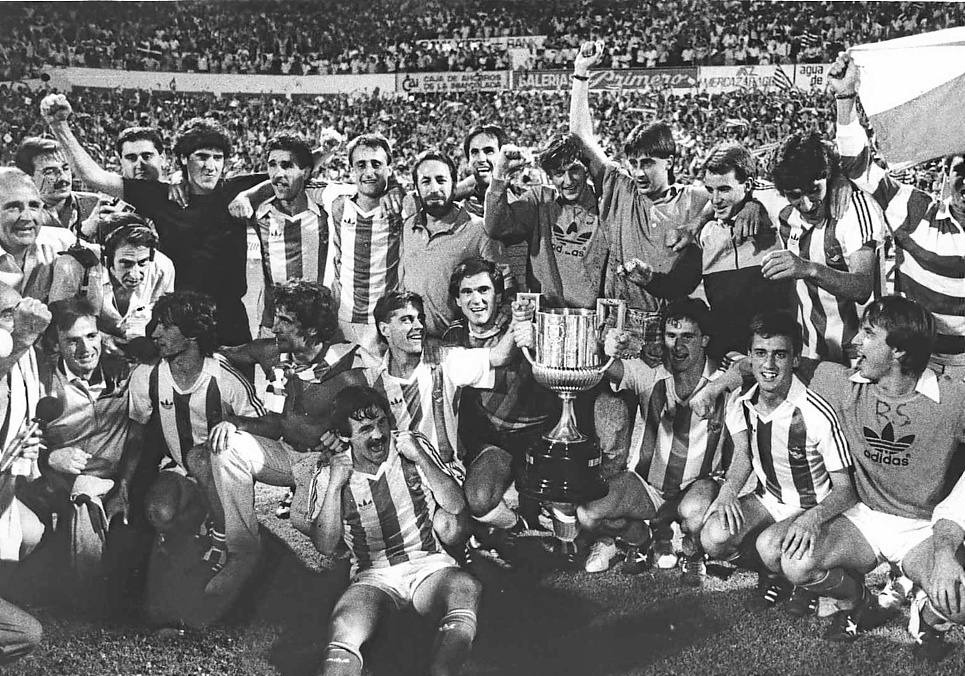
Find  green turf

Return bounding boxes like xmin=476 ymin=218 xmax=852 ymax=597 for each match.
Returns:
xmin=9 ymin=484 xmax=965 ymax=675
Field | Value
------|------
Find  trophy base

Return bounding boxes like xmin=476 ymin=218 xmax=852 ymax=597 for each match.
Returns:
xmin=516 ymin=436 xmax=608 ymax=503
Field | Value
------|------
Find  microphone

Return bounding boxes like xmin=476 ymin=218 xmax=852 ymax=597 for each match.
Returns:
xmin=0 ymin=396 xmax=66 ymax=474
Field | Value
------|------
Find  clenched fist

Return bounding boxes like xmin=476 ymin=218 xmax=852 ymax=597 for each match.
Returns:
xmin=40 ymin=93 xmax=73 ymax=125
xmin=12 ymin=298 xmax=51 ymax=343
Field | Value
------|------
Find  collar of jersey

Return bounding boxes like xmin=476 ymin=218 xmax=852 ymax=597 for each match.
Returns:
xmin=848 ymin=367 xmax=940 ymax=403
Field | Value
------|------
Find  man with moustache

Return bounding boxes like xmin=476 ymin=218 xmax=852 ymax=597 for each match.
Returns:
xmin=400 ymin=150 xmax=509 ymax=341
xmin=41 ymin=95 xmax=265 ymax=346
xmin=14 ymin=137 xmax=99 ymax=237
xmin=49 ymin=213 xmax=175 ymax=340
xmin=313 ymin=385 xmax=482 ymax=676
xmin=366 ymin=290 xmax=517 ymax=550
xmin=203 ymin=280 xmax=369 ymax=595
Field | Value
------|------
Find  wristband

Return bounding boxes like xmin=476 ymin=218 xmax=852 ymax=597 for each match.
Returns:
xmin=835 ymin=93 xmax=857 ymax=100
xmin=572 ymin=73 xmax=589 ymax=81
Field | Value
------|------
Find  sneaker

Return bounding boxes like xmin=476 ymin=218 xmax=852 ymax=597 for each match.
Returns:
xmin=785 ymin=587 xmax=819 ymax=618
xmin=824 ymin=589 xmax=896 ymax=642
xmin=912 ymin=623 xmax=955 ymax=663
xmin=680 ymin=553 xmax=706 ymax=587
xmin=651 ymin=539 xmax=678 ymax=569
xmin=584 ymin=537 xmax=619 ymax=573
xmin=747 ymin=573 xmax=791 ymax=610
xmin=619 ymin=544 xmax=650 ymax=575
xmin=201 ymin=542 xmax=228 ymax=574
xmin=878 ymin=572 xmax=913 ymax=610
xmin=275 ymin=489 xmax=294 ymax=519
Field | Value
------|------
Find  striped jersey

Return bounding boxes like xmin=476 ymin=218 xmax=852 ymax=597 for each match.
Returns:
xmin=254 ymin=195 xmax=328 ymax=285
xmin=367 ymin=348 xmax=495 ymax=482
xmin=0 ymin=348 xmax=42 ymax=480
xmin=329 ymin=195 xmax=403 ymax=324
xmin=837 ymin=120 xmax=965 ymax=357
xmin=726 ymin=375 xmax=851 ymax=510
xmin=617 ymin=358 xmax=728 ymax=498
xmin=129 ymin=356 xmax=266 ymax=470
xmin=756 ymin=185 xmax=884 ymax=363
xmin=312 ymin=441 xmax=442 ymax=574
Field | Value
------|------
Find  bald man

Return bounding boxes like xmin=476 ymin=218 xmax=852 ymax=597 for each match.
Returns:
xmin=0 ymin=168 xmax=75 ymax=302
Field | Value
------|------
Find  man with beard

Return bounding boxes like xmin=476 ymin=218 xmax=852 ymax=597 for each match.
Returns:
xmin=49 ymin=213 xmax=175 ymax=340
xmin=41 ymin=95 xmax=265 ymax=346
xmin=442 ymin=258 xmax=552 ymax=557
xmin=14 ymin=137 xmax=99 ymax=238
xmin=366 ymin=290 xmax=517 ymax=549
xmin=400 ymin=150 xmax=510 ymax=340
xmin=128 ymin=291 xmax=267 ymax=594
xmin=204 ymin=281 xmax=369 ymax=596
xmin=571 ymin=299 xmax=732 ymax=581
xmin=313 ymin=386 xmax=481 ymax=676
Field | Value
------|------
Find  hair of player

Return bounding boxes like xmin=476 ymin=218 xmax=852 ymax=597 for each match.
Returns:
xmin=862 ymin=295 xmax=935 ymax=375
xmin=346 ymin=133 xmax=393 ymax=166
xmin=265 ymin=131 xmax=314 ymax=169
xmin=412 ymin=149 xmax=458 ymax=188
xmin=664 ymin=298 xmax=712 ymax=336
xmin=448 ymin=257 xmax=505 ymax=303
xmin=14 ymin=137 xmax=64 ymax=174
xmin=115 ymin=126 xmax=165 ymax=155
xmin=331 ymin=385 xmax=392 ymax=439
xmin=49 ymin=296 xmax=99 ymax=335
xmin=172 ymin=117 xmax=232 ymax=162
xmin=539 ymin=133 xmax=586 ymax=175
xmin=373 ymin=290 xmax=425 ymax=344
xmin=0 ymin=167 xmax=36 ymax=193
xmin=462 ymin=124 xmax=507 ymax=160
xmin=151 ymin=291 xmax=219 ymax=357
xmin=748 ymin=310 xmax=803 ymax=356
xmin=99 ymin=212 xmax=159 ymax=263
xmin=702 ymin=142 xmax=757 ymax=184
xmin=771 ymin=131 xmax=839 ymax=193
xmin=624 ymin=122 xmax=676 ymax=160
xmin=272 ymin=280 xmax=339 ymax=345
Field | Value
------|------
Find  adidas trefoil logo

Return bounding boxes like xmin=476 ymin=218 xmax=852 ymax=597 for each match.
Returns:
xmin=862 ymin=422 xmax=914 ymax=466
xmin=159 ymin=398 xmax=174 ymax=409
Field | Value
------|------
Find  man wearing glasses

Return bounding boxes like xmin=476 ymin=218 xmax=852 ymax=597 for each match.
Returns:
xmin=754 ymin=133 xmax=886 ymax=367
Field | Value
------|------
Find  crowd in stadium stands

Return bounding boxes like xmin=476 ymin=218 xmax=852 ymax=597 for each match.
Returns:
xmin=2 ymin=1 xmax=964 ymax=78
xmin=0 ymin=83 xmax=839 ymax=187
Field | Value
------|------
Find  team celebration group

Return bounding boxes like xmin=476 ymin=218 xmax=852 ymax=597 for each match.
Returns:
xmin=0 ymin=37 xmax=963 ymax=675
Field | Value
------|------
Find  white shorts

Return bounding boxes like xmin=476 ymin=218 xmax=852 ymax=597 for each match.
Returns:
xmin=351 ymin=552 xmax=458 ymax=609
xmin=842 ymin=502 xmax=933 ymax=564
xmin=754 ymin=490 xmax=805 ymax=523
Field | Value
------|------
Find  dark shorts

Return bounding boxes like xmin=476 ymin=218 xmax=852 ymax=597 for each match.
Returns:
xmin=464 ymin=425 xmax=545 ymax=470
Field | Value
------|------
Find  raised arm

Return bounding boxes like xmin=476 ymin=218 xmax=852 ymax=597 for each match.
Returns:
xmin=484 ymin=145 xmax=540 ymax=243
xmin=569 ymin=41 xmax=608 ymax=182
xmin=41 ymin=94 xmax=124 ymax=198
xmin=311 ymin=458 xmax=349 ymax=556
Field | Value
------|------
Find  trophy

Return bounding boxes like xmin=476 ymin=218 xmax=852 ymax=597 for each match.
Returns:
xmin=515 ymin=295 xmax=625 ymax=503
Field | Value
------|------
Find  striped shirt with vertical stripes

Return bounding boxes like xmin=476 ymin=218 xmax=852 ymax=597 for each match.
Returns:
xmin=366 ymin=348 xmax=495 ymax=483
xmin=837 ymin=120 xmax=965 ymax=357
xmin=756 ymin=185 xmax=884 ymax=363
xmin=128 ymin=357 xmax=267 ymax=470
xmin=726 ymin=375 xmax=852 ymax=510
xmin=314 ymin=441 xmax=442 ymax=574
xmin=617 ymin=358 xmax=728 ymax=498
xmin=329 ymin=195 xmax=403 ymax=325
